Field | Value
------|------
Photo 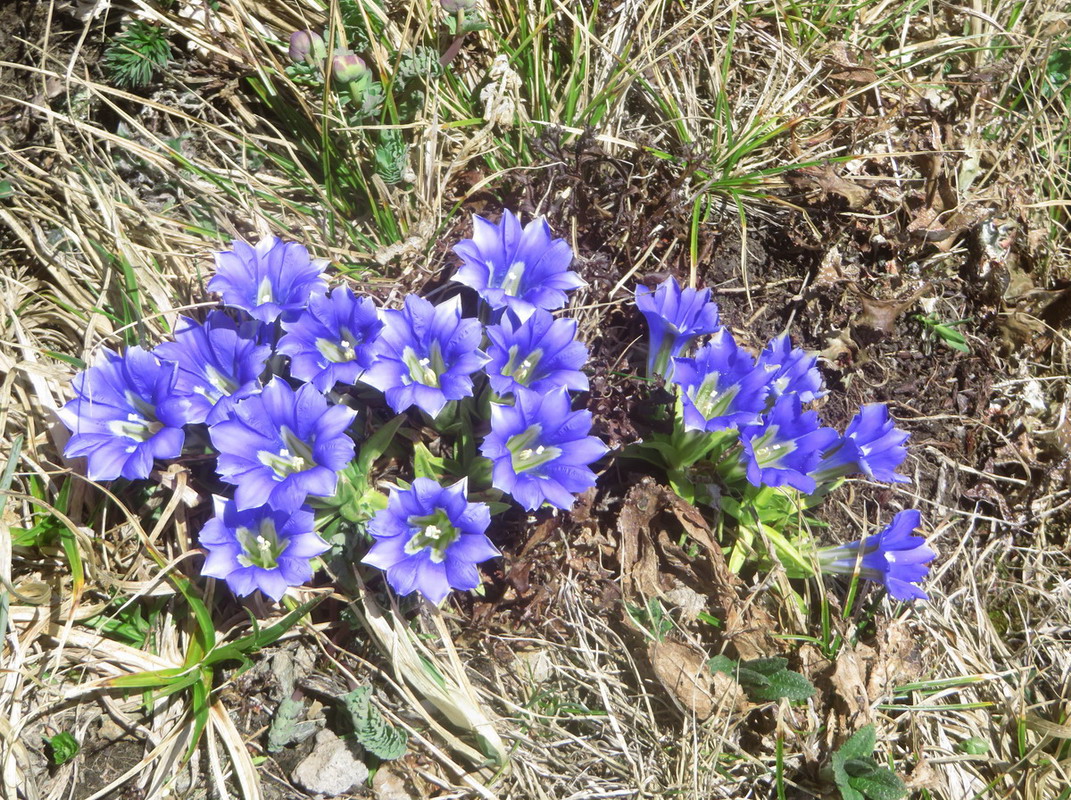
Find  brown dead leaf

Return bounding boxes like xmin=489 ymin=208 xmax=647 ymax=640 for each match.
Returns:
xmin=617 ymin=479 xmax=665 ymax=598
xmin=830 ymin=643 xmax=876 ymax=728
xmin=854 ymin=284 xmax=929 ymax=334
xmin=648 ymin=639 xmax=718 ymax=719
xmin=785 ymin=166 xmax=870 ymax=209
xmin=825 ymin=42 xmax=879 ymax=83
xmin=997 ymin=311 xmax=1045 ymax=349
xmin=867 ymin=620 xmax=923 ymax=700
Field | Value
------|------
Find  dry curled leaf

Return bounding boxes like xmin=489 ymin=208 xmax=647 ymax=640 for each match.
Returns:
xmin=648 ymin=639 xmax=718 ymax=719
xmin=785 ymin=165 xmax=871 ymax=209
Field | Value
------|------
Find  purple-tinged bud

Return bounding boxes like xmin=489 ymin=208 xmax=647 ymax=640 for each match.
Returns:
xmin=441 ymin=0 xmax=479 ymax=12
xmin=288 ymin=30 xmax=326 ymax=67
xmin=331 ymin=50 xmax=371 ymax=88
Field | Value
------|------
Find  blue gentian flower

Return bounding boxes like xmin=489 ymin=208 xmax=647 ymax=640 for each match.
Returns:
xmin=362 ymin=477 xmax=499 ymax=605
xmin=451 ymin=210 xmax=584 ymax=317
xmin=671 ymin=329 xmax=771 ymax=433
xmin=209 ymin=378 xmax=356 ymax=512
xmin=57 ymin=346 xmax=192 ymax=481
xmin=361 ymin=295 xmax=488 ymax=419
xmin=199 ymin=496 xmax=329 ymax=601
xmin=277 ymin=287 xmax=383 ymax=391
xmin=758 ymin=333 xmax=824 ymax=404
xmin=738 ymin=395 xmax=838 ymax=493
xmin=811 ymin=404 xmax=910 ymax=485
xmin=635 ymin=276 xmax=722 ymax=378
xmin=817 ymin=509 xmax=935 ymax=601
xmin=207 ymin=237 xmax=328 ymax=323
xmin=154 ymin=312 xmax=271 ymax=425
xmin=485 ymin=309 xmax=589 ymax=396
xmin=480 ymin=387 xmax=608 ymax=511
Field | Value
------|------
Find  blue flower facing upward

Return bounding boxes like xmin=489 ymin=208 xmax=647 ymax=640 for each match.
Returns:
xmin=452 ymin=210 xmax=584 ymax=318
xmin=277 ymin=287 xmax=383 ymax=391
xmin=209 ymin=378 xmax=356 ymax=512
xmin=481 ymin=386 xmax=608 ymax=511
xmin=671 ymin=329 xmax=771 ymax=433
xmin=199 ymin=496 xmax=329 ymax=602
xmin=207 ymin=237 xmax=328 ymax=323
xmin=362 ymin=478 xmax=499 ymax=605
xmin=635 ymin=276 xmax=722 ymax=378
xmin=811 ymin=403 xmax=910 ymax=485
xmin=154 ymin=311 xmax=271 ymax=425
xmin=485 ymin=309 xmax=589 ymax=397
xmin=758 ymin=333 xmax=825 ymax=404
xmin=361 ymin=295 xmax=488 ymax=419
xmin=817 ymin=509 xmax=935 ymax=601
xmin=738 ymin=394 xmax=838 ymax=494
xmin=58 ymin=346 xmax=192 ymax=481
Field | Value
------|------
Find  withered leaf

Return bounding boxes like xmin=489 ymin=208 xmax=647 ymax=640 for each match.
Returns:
xmin=854 ymin=284 xmax=929 ymax=334
xmin=785 ymin=166 xmax=870 ymax=209
xmin=648 ymin=639 xmax=718 ymax=719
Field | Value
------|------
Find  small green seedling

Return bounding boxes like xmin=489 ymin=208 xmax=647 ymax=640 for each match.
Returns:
xmin=827 ymin=724 xmax=908 ymax=800
xmin=46 ymin=732 xmax=79 ymax=766
xmin=103 ymin=21 xmax=173 ymax=89
xmin=913 ymin=313 xmax=970 ymax=353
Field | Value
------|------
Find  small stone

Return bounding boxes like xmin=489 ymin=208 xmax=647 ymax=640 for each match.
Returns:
xmin=373 ymin=765 xmax=413 ymax=800
xmin=291 ymin=729 xmax=368 ymax=796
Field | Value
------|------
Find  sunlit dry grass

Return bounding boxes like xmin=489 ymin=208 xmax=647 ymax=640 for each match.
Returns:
xmin=2 ymin=0 xmax=1070 ymax=798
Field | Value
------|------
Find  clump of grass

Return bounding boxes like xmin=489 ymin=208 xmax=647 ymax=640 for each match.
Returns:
xmin=103 ymin=20 xmax=173 ymax=89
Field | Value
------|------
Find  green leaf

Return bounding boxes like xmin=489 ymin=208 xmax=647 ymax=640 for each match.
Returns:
xmin=708 ymin=654 xmax=737 ymax=675
xmin=341 ymin=687 xmax=408 ymax=760
xmin=46 ymin=732 xmax=79 ymax=766
xmin=830 ymin=725 xmax=906 ymax=800
xmin=737 ymin=657 xmax=816 ymax=702
xmin=357 ymin=414 xmax=406 ymax=474
xmin=413 ymin=442 xmax=446 ymax=481
xmin=836 ymin=725 xmax=877 ymax=762
xmin=848 ymin=764 xmax=908 ymax=800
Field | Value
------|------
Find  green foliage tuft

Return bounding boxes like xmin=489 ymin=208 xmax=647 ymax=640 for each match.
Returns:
xmin=830 ymin=725 xmax=908 ymax=800
xmin=103 ymin=21 xmax=173 ymax=89
xmin=46 ymin=732 xmax=80 ymax=766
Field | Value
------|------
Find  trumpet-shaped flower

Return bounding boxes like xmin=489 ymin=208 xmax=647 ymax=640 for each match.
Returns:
xmin=738 ymin=395 xmax=838 ymax=494
xmin=485 ymin=309 xmax=589 ymax=396
xmin=361 ymin=295 xmax=488 ymax=418
xmin=635 ymin=276 xmax=722 ymax=378
xmin=811 ymin=403 xmax=910 ymax=485
xmin=199 ymin=496 xmax=329 ymax=601
xmin=451 ymin=210 xmax=584 ymax=317
xmin=209 ymin=378 xmax=356 ymax=512
xmin=207 ymin=237 xmax=328 ymax=323
xmin=481 ymin=387 xmax=608 ymax=511
xmin=758 ymin=333 xmax=825 ymax=404
xmin=671 ymin=329 xmax=770 ymax=433
xmin=58 ymin=346 xmax=192 ymax=481
xmin=154 ymin=312 xmax=271 ymax=425
xmin=362 ymin=478 xmax=498 ymax=605
xmin=278 ymin=287 xmax=383 ymax=391
xmin=817 ymin=509 xmax=934 ymax=601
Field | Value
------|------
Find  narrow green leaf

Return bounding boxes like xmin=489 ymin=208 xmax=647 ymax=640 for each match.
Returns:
xmin=357 ymin=414 xmax=406 ymax=474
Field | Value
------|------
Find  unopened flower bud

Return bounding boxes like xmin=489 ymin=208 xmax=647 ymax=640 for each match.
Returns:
xmin=441 ymin=0 xmax=478 ymax=11
xmin=288 ymin=30 xmax=326 ymax=67
xmin=331 ymin=50 xmax=371 ymax=88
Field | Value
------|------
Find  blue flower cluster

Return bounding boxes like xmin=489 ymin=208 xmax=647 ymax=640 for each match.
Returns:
xmin=57 ymin=213 xmax=606 ymax=605
xmin=637 ymin=276 xmax=935 ymax=600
